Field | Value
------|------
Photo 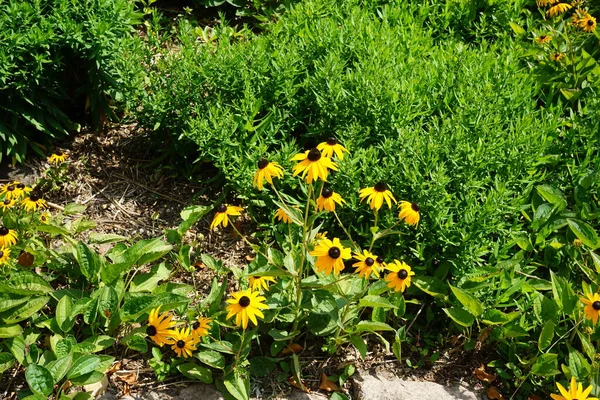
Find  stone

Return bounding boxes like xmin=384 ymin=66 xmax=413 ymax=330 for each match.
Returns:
xmin=84 ymin=375 xmax=109 ymax=398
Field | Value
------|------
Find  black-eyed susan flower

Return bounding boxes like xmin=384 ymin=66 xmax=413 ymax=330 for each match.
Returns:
xmin=551 ymin=377 xmax=598 ymax=400
xmin=398 ymin=201 xmax=421 ymax=227
xmin=170 ymin=327 xmax=197 ymax=358
xmin=0 ymin=183 xmax=17 ymax=200
xmin=13 ymin=182 xmax=31 ymax=199
xmin=48 ymin=152 xmax=68 ymax=166
xmin=291 ymin=148 xmax=338 ymax=183
xmin=550 ymin=52 xmax=564 ymax=62
xmin=146 ymin=307 xmax=176 ymax=347
xmin=253 ymin=159 xmax=284 ymax=190
xmin=249 ymin=276 xmax=276 ymax=292
xmin=0 ymin=199 xmax=14 ymax=212
xmin=375 ymin=255 xmax=386 ymax=270
xmin=0 ymin=247 xmax=10 ymax=265
xmin=191 ymin=317 xmax=212 ymax=341
xmin=580 ymin=293 xmax=600 ymax=324
xmin=359 ymin=182 xmax=397 ymax=211
xmin=352 ymin=250 xmax=381 ymax=279
xmin=536 ymin=0 xmax=557 ymax=5
xmin=579 ymin=14 xmax=597 ymax=32
xmin=547 ymin=3 xmax=572 ymax=17
xmin=21 ymin=194 xmax=48 ymax=212
xmin=309 ymin=237 xmax=351 ymax=275
xmin=225 ymin=289 xmax=269 ymax=329
xmin=0 ymin=227 xmax=17 ymax=248
xmin=317 ymin=137 xmax=349 ymax=160
xmin=384 ymin=260 xmax=415 ymax=293
xmin=210 ymin=204 xmax=243 ymax=230
xmin=535 ymin=34 xmax=552 ymax=44
xmin=274 ymin=207 xmax=293 ymax=224
xmin=316 ymin=188 xmax=345 ymax=212
xmin=39 ymin=212 xmax=50 ymax=224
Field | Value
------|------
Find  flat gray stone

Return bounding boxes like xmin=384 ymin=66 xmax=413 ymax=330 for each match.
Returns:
xmin=352 ymin=371 xmax=480 ymax=400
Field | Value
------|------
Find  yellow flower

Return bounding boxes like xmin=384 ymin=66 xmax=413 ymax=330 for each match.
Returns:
xmin=48 ymin=152 xmax=68 ymax=165
xmin=191 ymin=317 xmax=212 ymax=341
xmin=0 ymin=247 xmax=10 ymax=265
xmin=535 ymin=34 xmax=552 ymax=44
xmin=249 ymin=276 xmax=276 ymax=292
xmin=316 ymin=188 xmax=345 ymax=212
xmin=398 ymin=201 xmax=421 ymax=227
xmin=170 ymin=327 xmax=197 ymax=358
xmin=581 ymin=293 xmax=600 ymax=324
xmin=359 ymin=182 xmax=397 ymax=211
xmin=352 ymin=250 xmax=381 ymax=279
xmin=547 ymin=3 xmax=572 ymax=17
xmin=210 ymin=204 xmax=243 ymax=230
xmin=21 ymin=194 xmax=48 ymax=212
xmin=384 ymin=260 xmax=415 ymax=293
xmin=0 ymin=199 xmax=15 ymax=212
xmin=291 ymin=148 xmax=338 ymax=183
xmin=537 ymin=0 xmax=558 ymax=5
xmin=0 ymin=182 xmax=31 ymax=200
xmin=551 ymin=376 xmax=598 ymax=400
xmin=551 ymin=52 xmax=565 ymax=62
xmin=39 ymin=212 xmax=50 ymax=224
xmin=274 ymin=207 xmax=295 ymax=224
xmin=225 ymin=289 xmax=269 ymax=330
xmin=309 ymin=237 xmax=352 ymax=275
xmin=316 ymin=137 xmax=349 ymax=160
xmin=579 ymin=14 xmax=597 ymax=32
xmin=0 ymin=227 xmax=17 ymax=247
xmin=146 ymin=307 xmax=176 ymax=347
xmin=253 ymin=159 xmax=284 ymax=190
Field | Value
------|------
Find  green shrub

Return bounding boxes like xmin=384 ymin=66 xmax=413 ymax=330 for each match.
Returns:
xmin=0 ymin=0 xmax=141 ymax=162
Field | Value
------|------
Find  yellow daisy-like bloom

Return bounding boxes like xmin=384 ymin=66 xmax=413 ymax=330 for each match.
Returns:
xmin=253 ymin=159 xmax=284 ymax=190
xmin=547 ymin=3 xmax=572 ymax=17
xmin=316 ymin=137 xmax=349 ymax=160
xmin=535 ymin=34 xmax=552 ymax=44
xmin=48 ymin=152 xmax=68 ymax=166
xmin=580 ymin=293 xmax=600 ymax=324
xmin=146 ymin=307 xmax=176 ymax=347
xmin=210 ymin=204 xmax=243 ymax=230
xmin=352 ymin=250 xmax=381 ymax=279
xmin=21 ymin=194 xmax=48 ymax=212
xmin=579 ymin=14 xmax=597 ymax=32
xmin=39 ymin=212 xmax=50 ymax=224
xmin=550 ymin=52 xmax=564 ymax=62
xmin=191 ymin=317 xmax=212 ymax=341
xmin=384 ymin=260 xmax=415 ymax=293
xmin=536 ymin=0 xmax=557 ymax=5
xmin=0 ymin=198 xmax=15 ymax=212
xmin=316 ymin=188 xmax=345 ymax=212
xmin=249 ymin=276 xmax=276 ymax=292
xmin=359 ymin=182 xmax=397 ymax=211
xmin=0 ymin=247 xmax=10 ymax=265
xmin=274 ymin=207 xmax=293 ymax=224
xmin=551 ymin=377 xmax=598 ymax=400
xmin=0 ymin=227 xmax=17 ymax=248
xmin=291 ymin=148 xmax=338 ymax=183
xmin=170 ymin=327 xmax=198 ymax=358
xmin=309 ymin=237 xmax=352 ymax=275
xmin=398 ymin=201 xmax=421 ymax=227
xmin=225 ymin=289 xmax=269 ymax=330
xmin=0 ymin=182 xmax=30 ymax=200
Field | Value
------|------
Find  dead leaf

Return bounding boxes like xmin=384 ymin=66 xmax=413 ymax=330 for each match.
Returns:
xmin=17 ymin=251 xmax=34 ymax=267
xmin=288 ymin=376 xmax=310 ymax=393
xmin=474 ymin=364 xmax=496 ymax=384
xmin=280 ymin=343 xmax=303 ymax=356
xmin=115 ymin=372 xmax=138 ymax=385
xmin=193 ymin=262 xmax=206 ymax=269
xmin=527 ymin=395 xmax=541 ymax=400
xmin=246 ymin=255 xmax=255 ymax=262
xmin=476 ymin=327 xmax=492 ymax=350
xmin=319 ymin=373 xmax=339 ymax=392
xmin=106 ymin=360 xmax=123 ymax=375
xmin=487 ymin=386 xmax=504 ymax=400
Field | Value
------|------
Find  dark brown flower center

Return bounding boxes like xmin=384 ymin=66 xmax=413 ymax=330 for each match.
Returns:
xmin=177 ymin=340 xmax=186 ymax=348
xmin=30 ymin=194 xmax=40 ymax=202
xmin=328 ymin=247 xmax=341 ymax=259
xmin=16 ymin=183 xmax=25 ymax=189
xmin=411 ymin=202 xmax=420 ymax=212
xmin=322 ymin=188 xmax=333 ymax=198
xmin=398 ymin=269 xmax=409 ymax=279
xmin=146 ymin=325 xmax=157 ymax=336
xmin=0 ymin=227 xmax=8 ymax=236
xmin=257 ymin=159 xmax=269 ymax=169
xmin=376 ymin=256 xmax=384 ymax=264
xmin=593 ymin=301 xmax=600 ymax=311
xmin=217 ymin=204 xmax=227 ymax=213
xmin=588 ymin=20 xmax=594 ymax=26
xmin=307 ymin=148 xmax=322 ymax=162
xmin=0 ymin=251 xmax=4 ymax=258
xmin=7 ymin=185 xmax=14 ymax=191
xmin=365 ymin=257 xmax=374 ymax=266
xmin=374 ymin=182 xmax=387 ymax=192
xmin=239 ymin=296 xmax=251 ymax=307
xmin=326 ymin=137 xmax=338 ymax=145
xmin=192 ymin=321 xmax=200 ymax=330
xmin=540 ymin=35 xmax=547 ymax=40
xmin=3 ymin=200 xmax=10 ymax=205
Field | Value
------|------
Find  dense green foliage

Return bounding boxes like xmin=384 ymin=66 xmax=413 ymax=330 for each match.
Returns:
xmin=0 ymin=0 xmax=141 ymax=161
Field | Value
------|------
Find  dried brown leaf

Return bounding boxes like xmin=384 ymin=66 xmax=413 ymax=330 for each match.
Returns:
xmin=319 ymin=373 xmax=339 ymax=392
xmin=280 ymin=343 xmax=303 ymax=356
xmin=487 ymin=386 xmax=504 ymax=400
xmin=474 ymin=364 xmax=496 ymax=384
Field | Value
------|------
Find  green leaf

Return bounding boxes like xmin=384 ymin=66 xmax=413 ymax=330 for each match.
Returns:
xmin=88 ymin=233 xmax=128 ymax=244
xmin=0 ymin=352 xmax=14 ymax=373
xmin=358 ymin=295 xmax=397 ymax=309
xmin=577 ymin=331 xmax=596 ymax=362
xmin=178 ymin=205 xmax=211 ymax=236
xmin=590 ymin=251 xmax=600 ymax=274
xmin=536 ymin=185 xmax=567 ymax=209
xmin=538 ymin=320 xmax=554 ymax=351
xmin=568 ymin=347 xmax=591 ymax=380
xmin=443 ymin=307 xmax=474 ymax=327
xmin=509 ymin=21 xmax=526 ymax=35
xmin=195 ymin=350 xmax=225 ymax=369
xmin=177 ymin=363 xmax=213 ymax=383
xmin=0 ymin=293 xmax=30 ymax=313
xmin=120 ymin=292 xmax=189 ymax=321
xmin=130 ymin=263 xmax=171 ymax=293
xmin=74 ymin=241 xmax=101 ymax=283
xmin=567 ymin=219 xmax=600 ymax=249
xmin=0 ymin=272 xmax=53 ymax=295
xmin=0 ymin=324 xmax=23 ymax=338
xmin=63 ymin=203 xmax=87 ymax=215
xmin=531 ymin=353 xmax=559 ymax=376
xmin=70 ymin=371 xmax=105 ymax=386
xmin=46 ymin=354 xmax=73 ymax=382
xmin=0 ymin=296 xmax=50 ymax=324
xmin=353 ymin=321 xmax=394 ymax=333
xmin=350 ymin=335 xmax=367 ymax=359
xmin=122 ymin=333 xmax=148 ymax=353
xmin=550 ymin=271 xmax=578 ymax=315
xmin=449 ymin=285 xmax=484 ymax=316
xmin=25 ymin=364 xmax=54 ymax=396
xmin=134 ymin=238 xmax=173 ymax=266
xmin=223 ymin=371 xmax=250 ymax=400
xmin=200 ymin=277 xmax=227 ymax=314
xmin=67 ymin=355 xmax=101 ymax=379
xmin=412 ymin=276 xmax=448 ymax=300
xmin=7 ymin=337 xmax=25 ymax=364
xmin=56 ymin=295 xmax=74 ymax=333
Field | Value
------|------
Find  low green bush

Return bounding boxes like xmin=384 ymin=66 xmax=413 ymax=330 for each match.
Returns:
xmin=0 ymin=0 xmax=141 ymax=162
